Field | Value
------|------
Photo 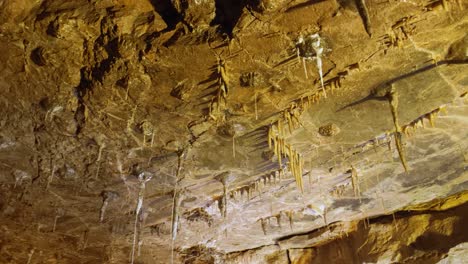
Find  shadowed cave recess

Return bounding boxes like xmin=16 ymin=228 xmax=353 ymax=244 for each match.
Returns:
xmin=0 ymin=0 xmax=467 ymax=263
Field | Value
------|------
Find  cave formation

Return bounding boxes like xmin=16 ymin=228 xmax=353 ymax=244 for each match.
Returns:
xmin=0 ymin=0 xmax=467 ymax=263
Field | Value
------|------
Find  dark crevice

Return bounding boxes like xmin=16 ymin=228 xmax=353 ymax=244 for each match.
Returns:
xmin=73 ymin=68 xmax=91 ymax=136
xmin=46 ymin=18 xmax=59 ymax=37
xmin=149 ymin=0 xmax=182 ymax=30
xmin=72 ymin=15 xmax=122 ymax=136
xmin=286 ymin=249 xmax=292 ymax=264
xmin=90 ymin=17 xmax=121 ymax=83
xmin=162 ymin=26 xmax=186 ymax=47
xmin=338 ymin=59 xmax=468 ymax=111
xmin=69 ymin=19 xmax=117 ymax=122
xmin=145 ymin=1 xmax=194 ymax=49
xmin=30 ymin=47 xmax=46 ymax=66
xmin=74 ymin=68 xmax=92 ymax=99
xmin=224 ymin=243 xmax=278 ymax=255
xmin=74 ymin=104 xmax=86 ymax=136
xmin=211 ymin=0 xmax=255 ymax=36
xmin=92 ymin=38 xmax=120 ymax=82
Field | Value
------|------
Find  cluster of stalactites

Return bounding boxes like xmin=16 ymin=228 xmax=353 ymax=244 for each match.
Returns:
xmin=258 ymin=210 xmax=295 ymax=235
xmin=209 ymin=58 xmax=229 ymax=120
xmin=228 ymin=170 xmax=282 ymax=202
xmin=267 ymin=118 xmax=304 ymax=193
xmin=402 ymin=105 xmax=447 ymax=136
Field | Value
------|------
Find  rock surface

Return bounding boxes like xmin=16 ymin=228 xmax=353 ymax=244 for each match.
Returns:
xmin=0 ymin=0 xmax=467 ymax=263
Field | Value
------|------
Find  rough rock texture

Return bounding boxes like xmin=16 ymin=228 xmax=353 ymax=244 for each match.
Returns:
xmin=231 ymin=191 xmax=468 ymax=264
xmin=0 ymin=0 xmax=467 ymax=263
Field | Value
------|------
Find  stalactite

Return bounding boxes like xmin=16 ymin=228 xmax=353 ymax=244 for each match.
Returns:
xmin=296 ymin=34 xmax=327 ymax=96
xmin=276 ymin=137 xmax=282 ymax=167
xmin=99 ymin=191 xmax=119 ymax=223
xmin=26 ymin=248 xmax=35 ymax=264
xmin=402 ymin=106 xmax=446 ymax=136
xmin=232 ymin=135 xmax=236 ymax=158
xmin=221 ymin=187 xmax=227 ymax=217
xmin=254 ymin=92 xmax=258 ymax=120
xmin=310 ymin=34 xmax=326 ymax=98
xmin=392 ymin=212 xmax=399 ymax=230
xmin=46 ymin=164 xmax=55 ymax=190
xmin=278 ymin=119 xmax=283 ymax=137
xmin=268 ymin=125 xmax=272 ymax=149
xmin=95 ymin=143 xmax=105 ymax=179
xmin=216 ymin=171 xmax=233 ymax=218
xmin=81 ymin=230 xmax=89 ymax=250
xmin=209 ymin=53 xmax=230 ymax=119
xmin=351 ymin=166 xmax=361 ymax=201
xmin=272 ymin=134 xmax=277 ymax=157
xmin=171 ymin=149 xmax=188 ymax=264
xmin=137 ymin=239 xmax=144 ymax=257
xmin=171 ymin=192 xmax=182 ymax=241
xmin=286 ymin=211 xmax=293 ymax=231
xmin=388 ymin=87 xmax=409 ymax=172
xmin=427 ymin=112 xmax=435 ymax=127
xmin=260 ymin=218 xmax=267 ymax=235
xmin=52 ymin=208 xmax=64 ymax=233
xmin=275 ymin=214 xmax=282 ymax=229
xmin=286 ymin=111 xmax=293 ymax=134
xmin=302 ymin=57 xmax=308 ymax=79
xmin=267 ymin=125 xmax=304 ymax=192
xmin=131 ymin=172 xmax=153 ymax=264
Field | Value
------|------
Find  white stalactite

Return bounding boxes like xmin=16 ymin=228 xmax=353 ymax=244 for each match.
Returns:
xmin=131 ymin=172 xmax=153 ymax=264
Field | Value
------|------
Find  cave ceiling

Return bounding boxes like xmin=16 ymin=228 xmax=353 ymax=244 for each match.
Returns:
xmin=0 ymin=0 xmax=467 ymax=263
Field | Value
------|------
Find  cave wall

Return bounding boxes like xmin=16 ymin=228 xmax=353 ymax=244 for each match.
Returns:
xmin=0 ymin=0 xmax=467 ymax=263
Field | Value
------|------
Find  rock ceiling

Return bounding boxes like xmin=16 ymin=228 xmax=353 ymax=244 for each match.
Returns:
xmin=0 ymin=0 xmax=467 ymax=263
